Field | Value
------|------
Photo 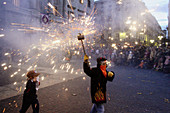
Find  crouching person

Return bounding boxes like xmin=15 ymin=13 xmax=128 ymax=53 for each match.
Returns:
xmin=20 ymin=70 xmax=40 ymax=113
xmin=83 ymin=55 xmax=115 ymax=113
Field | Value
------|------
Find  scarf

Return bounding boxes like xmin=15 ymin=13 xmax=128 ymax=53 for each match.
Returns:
xmin=100 ymin=65 xmax=107 ymax=78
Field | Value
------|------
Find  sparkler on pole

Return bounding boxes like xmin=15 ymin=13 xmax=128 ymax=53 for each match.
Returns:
xmin=77 ymin=33 xmax=86 ymax=55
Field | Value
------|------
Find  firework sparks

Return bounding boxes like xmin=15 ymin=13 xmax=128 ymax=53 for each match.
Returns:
xmin=41 ymin=76 xmax=45 ymax=81
xmin=14 ymin=82 xmax=17 ymax=85
xmin=1 ymin=63 xmax=6 ymax=67
xmin=47 ymin=2 xmax=63 ymax=18
xmin=70 ymin=68 xmax=74 ymax=74
xmin=0 ymin=2 xmax=98 ymax=108
xmin=21 ymin=73 xmax=26 ymax=77
xmin=0 ymin=34 xmax=5 ymax=37
xmin=54 ymin=69 xmax=58 ymax=73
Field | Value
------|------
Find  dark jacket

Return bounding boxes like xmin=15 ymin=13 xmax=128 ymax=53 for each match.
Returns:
xmin=23 ymin=80 xmax=37 ymax=100
xmin=83 ymin=62 xmax=115 ymax=104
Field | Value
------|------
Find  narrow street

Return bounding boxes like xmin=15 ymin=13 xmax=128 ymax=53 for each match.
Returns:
xmin=0 ymin=64 xmax=169 ymax=113
xmin=0 ymin=0 xmax=170 ymax=113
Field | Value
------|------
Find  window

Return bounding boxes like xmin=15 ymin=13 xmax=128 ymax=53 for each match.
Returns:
xmin=80 ymin=0 xmax=83 ymax=4
xmin=67 ymin=5 xmax=76 ymax=10
xmin=77 ymin=9 xmax=85 ymax=13
xmin=88 ymin=0 xmax=91 ymax=7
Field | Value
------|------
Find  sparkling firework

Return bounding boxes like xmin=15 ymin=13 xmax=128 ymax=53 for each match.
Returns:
xmin=0 ymin=2 xmax=98 ymax=104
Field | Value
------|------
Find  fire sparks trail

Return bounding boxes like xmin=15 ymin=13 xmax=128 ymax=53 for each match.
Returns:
xmin=0 ymin=34 xmax=5 ymax=37
xmin=0 ymin=2 xmax=97 ymax=111
xmin=47 ymin=2 xmax=64 ymax=18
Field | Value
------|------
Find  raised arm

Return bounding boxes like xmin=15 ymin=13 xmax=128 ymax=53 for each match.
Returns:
xmin=83 ymin=55 xmax=94 ymax=77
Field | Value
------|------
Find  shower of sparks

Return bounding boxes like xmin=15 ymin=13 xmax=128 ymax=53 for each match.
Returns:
xmin=47 ymin=2 xmax=64 ymax=18
xmin=0 ymin=3 xmax=99 ymax=109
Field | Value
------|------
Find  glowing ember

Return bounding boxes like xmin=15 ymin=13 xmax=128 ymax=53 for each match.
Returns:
xmin=65 ymin=88 xmax=68 ymax=91
xmin=1 ymin=63 xmax=6 ymax=67
xmin=83 ymin=77 xmax=86 ymax=80
xmin=41 ymin=76 xmax=45 ymax=81
xmin=14 ymin=82 xmax=17 ymax=85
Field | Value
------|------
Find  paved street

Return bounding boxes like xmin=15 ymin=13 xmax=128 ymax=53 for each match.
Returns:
xmin=0 ymin=64 xmax=170 ymax=113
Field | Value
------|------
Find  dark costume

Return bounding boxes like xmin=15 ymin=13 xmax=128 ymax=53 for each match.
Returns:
xmin=20 ymin=79 xmax=39 ymax=113
xmin=83 ymin=61 xmax=115 ymax=104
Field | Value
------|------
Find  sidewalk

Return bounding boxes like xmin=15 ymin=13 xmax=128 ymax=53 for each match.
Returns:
xmin=0 ymin=60 xmax=85 ymax=100
xmin=0 ymin=59 xmax=100 ymax=100
xmin=0 ymin=75 xmax=92 ymax=113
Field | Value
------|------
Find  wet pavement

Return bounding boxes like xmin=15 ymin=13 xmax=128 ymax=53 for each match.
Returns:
xmin=0 ymin=63 xmax=170 ymax=113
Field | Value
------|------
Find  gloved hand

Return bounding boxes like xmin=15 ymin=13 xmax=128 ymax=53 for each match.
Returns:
xmin=108 ymin=71 xmax=114 ymax=77
xmin=84 ymin=55 xmax=89 ymax=62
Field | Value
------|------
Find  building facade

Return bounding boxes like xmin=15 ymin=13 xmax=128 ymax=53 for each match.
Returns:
xmin=0 ymin=0 xmax=94 ymax=48
xmin=46 ymin=0 xmax=94 ymax=23
xmin=0 ymin=0 xmax=43 ymax=48
xmin=168 ymin=0 xmax=170 ymax=39
xmin=94 ymin=0 xmax=163 ymax=46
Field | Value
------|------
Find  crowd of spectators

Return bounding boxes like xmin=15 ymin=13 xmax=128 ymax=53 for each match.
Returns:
xmin=86 ymin=45 xmax=170 ymax=73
